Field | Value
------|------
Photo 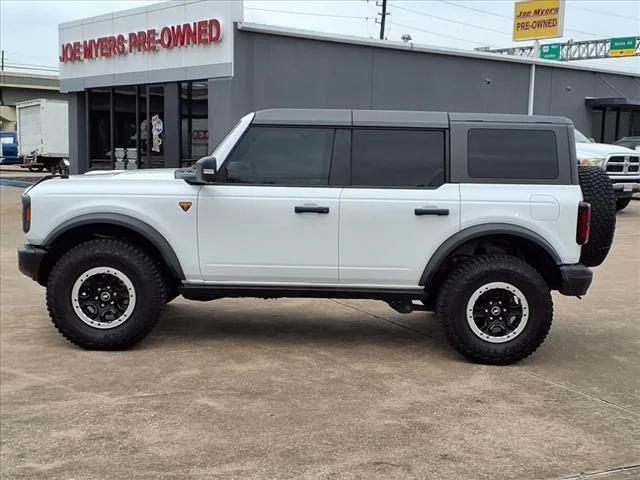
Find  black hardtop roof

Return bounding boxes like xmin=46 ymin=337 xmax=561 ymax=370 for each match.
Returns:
xmin=252 ymin=108 xmax=573 ymax=128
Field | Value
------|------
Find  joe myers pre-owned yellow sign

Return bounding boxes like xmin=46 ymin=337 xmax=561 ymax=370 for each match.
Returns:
xmin=513 ymin=0 xmax=565 ymax=42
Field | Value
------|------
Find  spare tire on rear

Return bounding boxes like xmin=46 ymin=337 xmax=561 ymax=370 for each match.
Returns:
xmin=578 ymin=166 xmax=616 ymax=267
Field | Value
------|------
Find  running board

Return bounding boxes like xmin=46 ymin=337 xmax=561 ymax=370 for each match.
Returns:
xmin=180 ymin=284 xmax=426 ymax=302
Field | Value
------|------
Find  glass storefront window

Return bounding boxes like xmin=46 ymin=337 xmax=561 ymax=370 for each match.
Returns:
xmin=143 ymin=85 xmax=165 ymax=168
xmin=87 ymin=82 xmax=184 ymax=170
xmin=181 ymin=81 xmax=208 ymax=167
xmin=88 ymin=88 xmax=112 ymax=169
xmin=113 ymin=86 xmax=137 ymax=169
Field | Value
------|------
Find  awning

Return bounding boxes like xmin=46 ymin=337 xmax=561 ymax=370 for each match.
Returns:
xmin=585 ymin=97 xmax=640 ymax=109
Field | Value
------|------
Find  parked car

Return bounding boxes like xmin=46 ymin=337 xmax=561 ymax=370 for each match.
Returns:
xmin=18 ymin=110 xmax=616 ymax=364
xmin=614 ymin=136 xmax=640 ymax=152
xmin=575 ymin=129 xmax=639 ymax=211
xmin=0 ymin=131 xmax=22 ymax=165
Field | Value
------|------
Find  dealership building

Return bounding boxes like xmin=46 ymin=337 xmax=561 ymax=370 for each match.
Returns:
xmin=58 ymin=0 xmax=640 ymax=173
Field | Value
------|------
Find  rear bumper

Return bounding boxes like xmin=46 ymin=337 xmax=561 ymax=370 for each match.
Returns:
xmin=558 ymin=264 xmax=593 ymax=296
xmin=18 ymin=244 xmax=47 ymax=283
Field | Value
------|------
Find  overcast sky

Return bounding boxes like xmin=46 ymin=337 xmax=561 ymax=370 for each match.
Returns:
xmin=1 ymin=0 xmax=638 ymax=74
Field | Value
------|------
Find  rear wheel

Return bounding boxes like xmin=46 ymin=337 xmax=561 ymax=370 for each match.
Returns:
xmin=46 ymin=238 xmax=167 ymax=349
xmin=616 ymin=197 xmax=631 ymax=211
xmin=27 ymin=165 xmax=44 ymax=173
xmin=437 ymin=254 xmax=553 ymax=365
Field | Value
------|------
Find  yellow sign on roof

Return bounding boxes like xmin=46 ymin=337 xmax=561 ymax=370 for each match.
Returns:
xmin=513 ymin=0 xmax=565 ymax=42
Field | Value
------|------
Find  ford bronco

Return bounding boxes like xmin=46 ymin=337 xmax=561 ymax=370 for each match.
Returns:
xmin=18 ymin=109 xmax=616 ymax=364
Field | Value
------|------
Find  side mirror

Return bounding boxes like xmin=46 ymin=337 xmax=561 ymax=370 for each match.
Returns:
xmin=174 ymin=156 xmax=218 ymax=185
xmin=196 ymin=156 xmax=217 ymax=183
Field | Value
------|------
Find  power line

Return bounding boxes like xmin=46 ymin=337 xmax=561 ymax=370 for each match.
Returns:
xmin=387 ymin=20 xmax=485 ymax=46
xmin=4 ymin=50 xmax=58 ymax=66
xmin=566 ymin=2 xmax=640 ymax=22
xmin=245 ymin=7 xmax=367 ymax=21
xmin=440 ymin=1 xmax=510 ymax=19
xmin=391 ymin=3 xmax=511 ymax=36
xmin=5 ymin=58 xmax=58 ymax=70
xmin=438 ymin=0 xmax=609 ymax=39
xmin=3 ymin=64 xmax=59 ymax=72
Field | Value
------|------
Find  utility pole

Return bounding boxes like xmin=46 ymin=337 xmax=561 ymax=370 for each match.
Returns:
xmin=377 ymin=0 xmax=388 ymax=40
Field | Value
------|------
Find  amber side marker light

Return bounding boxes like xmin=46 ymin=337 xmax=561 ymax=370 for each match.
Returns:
xmin=576 ymin=202 xmax=591 ymax=245
xmin=21 ymin=194 xmax=31 ymax=233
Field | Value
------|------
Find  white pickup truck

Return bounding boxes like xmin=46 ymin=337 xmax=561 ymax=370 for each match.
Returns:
xmin=18 ymin=110 xmax=616 ymax=364
xmin=575 ymin=129 xmax=639 ymax=211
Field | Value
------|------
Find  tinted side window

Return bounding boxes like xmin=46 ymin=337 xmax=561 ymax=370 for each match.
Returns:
xmin=351 ymin=129 xmax=445 ymax=187
xmin=467 ymin=129 xmax=559 ymax=180
xmin=223 ymin=127 xmax=334 ymax=185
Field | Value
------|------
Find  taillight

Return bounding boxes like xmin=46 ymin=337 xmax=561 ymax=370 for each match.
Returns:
xmin=576 ymin=202 xmax=591 ymax=245
xmin=21 ymin=194 xmax=31 ymax=233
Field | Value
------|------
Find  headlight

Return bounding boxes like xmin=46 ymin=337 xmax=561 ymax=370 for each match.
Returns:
xmin=579 ymin=158 xmax=606 ymax=168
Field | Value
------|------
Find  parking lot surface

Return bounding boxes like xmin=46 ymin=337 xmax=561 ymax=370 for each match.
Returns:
xmin=1 ymin=185 xmax=639 ymax=480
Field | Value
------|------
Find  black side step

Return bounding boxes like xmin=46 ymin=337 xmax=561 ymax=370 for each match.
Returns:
xmin=180 ymin=284 xmax=426 ymax=302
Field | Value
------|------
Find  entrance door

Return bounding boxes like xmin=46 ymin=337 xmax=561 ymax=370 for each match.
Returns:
xmin=339 ymin=128 xmax=460 ymax=287
xmin=198 ymin=126 xmax=341 ymax=284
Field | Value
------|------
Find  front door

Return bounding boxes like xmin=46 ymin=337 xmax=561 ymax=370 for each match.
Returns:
xmin=339 ymin=128 xmax=460 ymax=287
xmin=198 ymin=126 xmax=341 ymax=284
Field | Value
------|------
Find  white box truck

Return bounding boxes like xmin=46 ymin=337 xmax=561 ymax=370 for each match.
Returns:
xmin=17 ymin=99 xmax=69 ymax=173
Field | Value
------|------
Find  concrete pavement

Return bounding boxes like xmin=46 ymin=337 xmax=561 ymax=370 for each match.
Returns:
xmin=1 ymin=186 xmax=639 ymax=479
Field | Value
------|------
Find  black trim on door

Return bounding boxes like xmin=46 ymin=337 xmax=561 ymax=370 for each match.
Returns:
xmin=329 ymin=128 xmax=351 ymax=186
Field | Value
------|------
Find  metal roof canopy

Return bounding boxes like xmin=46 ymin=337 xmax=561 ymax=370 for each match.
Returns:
xmin=585 ymin=97 xmax=640 ymax=109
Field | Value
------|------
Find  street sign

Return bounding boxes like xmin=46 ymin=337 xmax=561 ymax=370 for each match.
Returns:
xmin=540 ymin=43 xmax=561 ymax=60
xmin=609 ymin=37 xmax=637 ymax=57
xmin=513 ymin=0 xmax=565 ymax=42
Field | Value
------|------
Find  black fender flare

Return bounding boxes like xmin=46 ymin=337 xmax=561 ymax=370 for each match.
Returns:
xmin=419 ymin=223 xmax=562 ymax=286
xmin=43 ymin=213 xmax=185 ymax=280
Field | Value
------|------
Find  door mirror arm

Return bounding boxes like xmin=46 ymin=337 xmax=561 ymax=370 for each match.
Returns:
xmin=175 ymin=156 xmax=218 ymax=185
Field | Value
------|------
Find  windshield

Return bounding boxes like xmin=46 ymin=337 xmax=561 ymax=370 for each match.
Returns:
xmin=574 ymin=129 xmax=592 ymax=143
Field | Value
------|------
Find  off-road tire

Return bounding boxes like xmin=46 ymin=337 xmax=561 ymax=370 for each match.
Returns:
xmin=578 ymin=165 xmax=616 ymax=267
xmin=616 ymin=197 xmax=631 ymax=211
xmin=46 ymin=238 xmax=167 ymax=350
xmin=437 ymin=254 xmax=553 ymax=365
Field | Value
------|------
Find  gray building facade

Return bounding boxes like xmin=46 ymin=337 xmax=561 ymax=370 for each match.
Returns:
xmin=62 ymin=20 xmax=640 ymax=173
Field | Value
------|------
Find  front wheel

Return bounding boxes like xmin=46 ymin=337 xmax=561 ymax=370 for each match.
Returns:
xmin=437 ymin=255 xmax=553 ymax=365
xmin=46 ymin=238 xmax=167 ymax=349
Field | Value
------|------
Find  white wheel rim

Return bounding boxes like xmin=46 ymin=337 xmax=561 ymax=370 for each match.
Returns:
xmin=71 ymin=267 xmax=136 ymax=329
xmin=466 ymin=281 xmax=529 ymax=344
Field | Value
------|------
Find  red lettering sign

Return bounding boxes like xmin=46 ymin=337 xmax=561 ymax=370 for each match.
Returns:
xmin=59 ymin=18 xmax=223 ymax=63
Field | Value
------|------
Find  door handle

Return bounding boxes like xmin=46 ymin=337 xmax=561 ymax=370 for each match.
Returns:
xmin=415 ymin=207 xmax=449 ymax=216
xmin=295 ymin=205 xmax=330 ymax=214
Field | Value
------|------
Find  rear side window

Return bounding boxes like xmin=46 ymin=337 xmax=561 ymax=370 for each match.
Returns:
xmin=467 ymin=129 xmax=559 ymax=180
xmin=222 ymin=127 xmax=334 ymax=185
xmin=351 ymin=129 xmax=445 ymax=188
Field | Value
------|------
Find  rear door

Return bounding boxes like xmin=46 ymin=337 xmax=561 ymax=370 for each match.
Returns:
xmin=198 ymin=126 xmax=343 ymax=284
xmin=339 ymin=128 xmax=460 ymax=287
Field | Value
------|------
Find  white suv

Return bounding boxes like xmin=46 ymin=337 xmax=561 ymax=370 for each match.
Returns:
xmin=18 ymin=110 xmax=616 ymax=364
